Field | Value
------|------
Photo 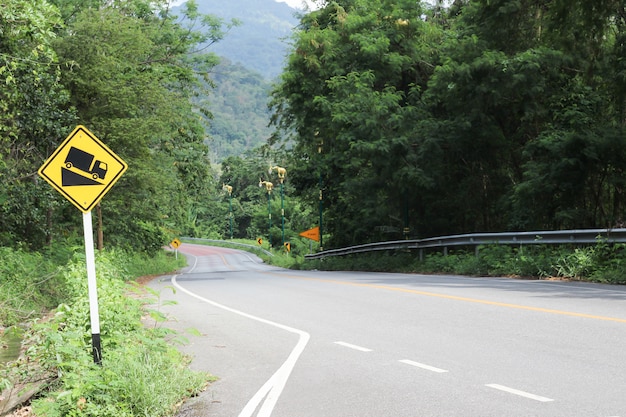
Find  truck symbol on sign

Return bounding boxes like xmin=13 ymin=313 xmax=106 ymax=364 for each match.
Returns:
xmin=64 ymin=147 xmax=108 ymax=180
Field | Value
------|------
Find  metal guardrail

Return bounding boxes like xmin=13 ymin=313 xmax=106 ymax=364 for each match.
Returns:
xmin=304 ymin=229 xmax=626 ymax=260
xmin=182 ymin=237 xmax=274 ymax=257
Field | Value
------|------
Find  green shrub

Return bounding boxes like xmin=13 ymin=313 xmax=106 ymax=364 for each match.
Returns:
xmin=0 ymin=247 xmax=65 ymax=327
xmin=553 ymin=247 xmax=595 ymax=279
xmin=420 ymin=252 xmax=461 ymax=274
xmin=295 ymin=241 xmax=626 ymax=282
xmin=26 ymin=250 xmax=210 ymax=417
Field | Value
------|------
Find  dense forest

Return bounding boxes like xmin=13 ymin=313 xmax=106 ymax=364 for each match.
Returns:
xmin=200 ymin=59 xmax=274 ymax=163
xmin=0 ymin=0 xmax=237 ymax=252
xmin=271 ymin=0 xmax=626 ymax=247
xmin=171 ymin=0 xmax=299 ymax=162
xmin=2 ymin=0 xmax=626 ymax=254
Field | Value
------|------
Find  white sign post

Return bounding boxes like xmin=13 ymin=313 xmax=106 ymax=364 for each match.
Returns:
xmin=82 ymin=211 xmax=101 ymax=364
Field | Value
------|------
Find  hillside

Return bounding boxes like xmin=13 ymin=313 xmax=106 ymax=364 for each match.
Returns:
xmin=173 ymin=0 xmax=300 ymax=161
xmin=202 ymin=59 xmax=274 ymax=163
xmin=175 ymin=0 xmax=300 ymax=80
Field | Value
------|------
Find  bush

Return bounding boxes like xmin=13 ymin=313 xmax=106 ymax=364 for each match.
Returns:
xmin=25 ymin=249 xmax=210 ymax=417
xmin=0 ymin=247 xmax=65 ymax=327
xmin=296 ymin=241 xmax=626 ymax=283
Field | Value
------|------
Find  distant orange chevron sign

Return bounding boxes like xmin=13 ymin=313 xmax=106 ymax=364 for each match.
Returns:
xmin=299 ymin=226 xmax=320 ymax=242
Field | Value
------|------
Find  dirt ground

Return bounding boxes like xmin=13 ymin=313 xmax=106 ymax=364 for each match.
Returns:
xmin=3 ymin=406 xmax=33 ymax=417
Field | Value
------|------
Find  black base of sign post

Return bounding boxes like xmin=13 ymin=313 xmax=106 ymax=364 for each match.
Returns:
xmin=92 ymin=333 xmax=102 ymax=365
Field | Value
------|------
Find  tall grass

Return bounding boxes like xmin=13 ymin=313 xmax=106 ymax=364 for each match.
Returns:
xmin=1 ymin=245 xmax=208 ymax=417
xmin=0 ymin=247 xmax=65 ymax=327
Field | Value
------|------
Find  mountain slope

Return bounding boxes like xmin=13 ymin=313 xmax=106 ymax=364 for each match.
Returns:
xmin=202 ymin=59 xmax=274 ymax=163
xmin=174 ymin=0 xmax=300 ymax=161
xmin=177 ymin=0 xmax=300 ymax=79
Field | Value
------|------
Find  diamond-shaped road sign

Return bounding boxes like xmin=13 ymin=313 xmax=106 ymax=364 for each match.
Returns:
xmin=38 ymin=125 xmax=128 ymax=212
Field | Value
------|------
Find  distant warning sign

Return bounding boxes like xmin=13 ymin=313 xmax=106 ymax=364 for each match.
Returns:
xmin=299 ymin=226 xmax=320 ymax=242
xmin=170 ymin=238 xmax=181 ymax=249
xmin=38 ymin=125 xmax=128 ymax=212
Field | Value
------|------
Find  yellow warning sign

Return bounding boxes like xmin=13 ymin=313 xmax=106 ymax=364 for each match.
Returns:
xmin=170 ymin=238 xmax=181 ymax=249
xmin=38 ymin=125 xmax=128 ymax=213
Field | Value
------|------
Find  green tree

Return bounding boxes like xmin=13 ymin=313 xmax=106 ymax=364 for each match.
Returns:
xmin=45 ymin=0 xmax=236 ymax=252
xmin=0 ymin=0 xmax=77 ymax=249
xmin=271 ymin=0 xmax=444 ymax=247
xmin=440 ymin=0 xmax=626 ymax=230
xmin=273 ymin=0 xmax=626 ymax=247
xmin=219 ymin=153 xmax=275 ymax=240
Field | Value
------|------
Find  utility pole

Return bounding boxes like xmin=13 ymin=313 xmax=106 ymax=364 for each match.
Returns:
xmin=259 ymin=180 xmax=274 ymax=247
xmin=222 ymin=184 xmax=233 ymax=239
xmin=269 ymin=165 xmax=287 ymax=244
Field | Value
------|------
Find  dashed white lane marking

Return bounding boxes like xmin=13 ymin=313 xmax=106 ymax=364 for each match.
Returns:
xmin=334 ymin=341 xmax=373 ymax=352
xmin=399 ymin=359 xmax=449 ymax=373
xmin=172 ymin=254 xmax=310 ymax=417
xmin=486 ymin=384 xmax=554 ymax=402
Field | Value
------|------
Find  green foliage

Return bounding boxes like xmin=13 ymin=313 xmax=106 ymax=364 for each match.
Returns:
xmin=271 ymin=0 xmax=626 ymax=246
xmin=2 ymin=249 xmax=211 ymax=417
xmin=178 ymin=0 xmax=298 ymax=79
xmin=113 ymin=221 xmax=168 ymax=257
xmin=203 ymin=60 xmax=275 ymax=161
xmin=6 ymin=0 xmax=626 ymax=272
xmin=553 ymin=247 xmax=596 ymax=280
xmin=124 ymin=250 xmax=187 ymax=279
xmin=272 ymin=0 xmax=441 ymax=247
xmin=0 ymin=0 xmax=77 ymax=249
xmin=0 ymin=242 xmax=183 ymax=328
xmin=217 ymin=152 xmax=320 ymax=246
xmin=0 ymin=247 xmax=65 ymax=327
xmin=1 ymin=0 xmax=238 ymax=252
xmin=552 ymin=241 xmax=626 ymax=284
xmin=47 ymin=0 xmax=225 ymax=253
xmin=302 ymin=242 xmax=626 ymax=284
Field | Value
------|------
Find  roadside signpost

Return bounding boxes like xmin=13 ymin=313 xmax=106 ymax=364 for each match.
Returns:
xmin=170 ymin=238 xmax=181 ymax=259
xmin=299 ymin=226 xmax=320 ymax=242
xmin=299 ymin=226 xmax=320 ymax=254
xmin=38 ymin=125 xmax=128 ymax=364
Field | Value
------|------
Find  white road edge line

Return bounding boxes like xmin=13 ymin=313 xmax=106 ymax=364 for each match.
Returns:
xmin=399 ymin=359 xmax=448 ymax=373
xmin=334 ymin=341 xmax=373 ymax=352
xmin=486 ymin=384 xmax=554 ymax=402
xmin=171 ymin=253 xmax=310 ymax=417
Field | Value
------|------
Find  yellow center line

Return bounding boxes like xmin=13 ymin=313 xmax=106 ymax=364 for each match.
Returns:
xmin=220 ymin=254 xmax=235 ymax=270
xmin=264 ymin=272 xmax=626 ymax=324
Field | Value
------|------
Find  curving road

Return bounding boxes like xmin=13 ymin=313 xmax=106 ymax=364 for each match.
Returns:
xmin=149 ymin=243 xmax=626 ymax=417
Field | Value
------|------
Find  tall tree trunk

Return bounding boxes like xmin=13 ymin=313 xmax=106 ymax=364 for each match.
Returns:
xmin=96 ymin=202 xmax=104 ymax=251
xmin=46 ymin=207 xmax=53 ymax=246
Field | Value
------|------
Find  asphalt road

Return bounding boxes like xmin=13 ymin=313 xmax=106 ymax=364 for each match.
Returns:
xmin=149 ymin=243 xmax=626 ymax=417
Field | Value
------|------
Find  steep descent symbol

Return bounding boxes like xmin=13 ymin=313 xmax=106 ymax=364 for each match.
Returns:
xmin=37 ymin=125 xmax=128 ymax=213
xmin=62 ymin=147 xmax=107 ymax=186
